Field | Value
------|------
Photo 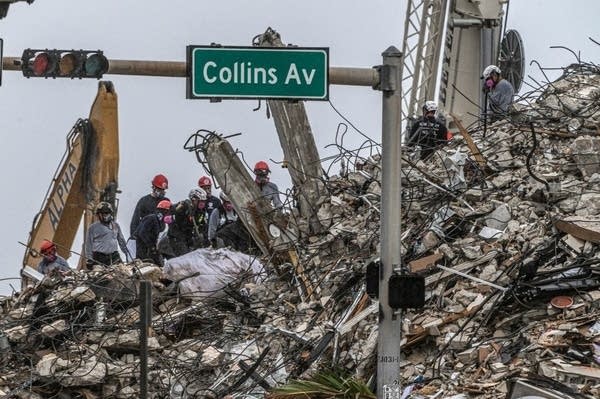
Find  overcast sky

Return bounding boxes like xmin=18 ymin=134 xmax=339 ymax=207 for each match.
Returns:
xmin=0 ymin=0 xmax=598 ymax=295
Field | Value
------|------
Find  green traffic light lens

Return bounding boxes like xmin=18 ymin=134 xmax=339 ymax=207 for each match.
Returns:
xmin=84 ymin=54 xmax=108 ymax=77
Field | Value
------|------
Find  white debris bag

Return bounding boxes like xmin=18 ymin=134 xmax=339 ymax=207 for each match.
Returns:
xmin=163 ymin=248 xmax=265 ymax=298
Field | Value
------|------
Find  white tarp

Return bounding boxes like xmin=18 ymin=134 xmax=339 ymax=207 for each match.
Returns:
xmin=163 ymin=248 xmax=266 ymax=299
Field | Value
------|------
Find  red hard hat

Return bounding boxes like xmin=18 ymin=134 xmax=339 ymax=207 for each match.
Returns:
xmin=198 ymin=176 xmax=212 ymax=187
xmin=254 ymin=161 xmax=270 ymax=173
xmin=40 ymin=239 xmax=55 ymax=254
xmin=152 ymin=174 xmax=169 ymax=190
xmin=157 ymin=199 xmax=172 ymax=210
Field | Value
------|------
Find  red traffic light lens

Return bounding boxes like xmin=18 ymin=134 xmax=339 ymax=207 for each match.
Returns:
xmin=32 ymin=53 xmax=51 ymax=76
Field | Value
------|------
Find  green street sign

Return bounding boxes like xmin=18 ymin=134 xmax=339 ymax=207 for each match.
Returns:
xmin=187 ymin=46 xmax=329 ymax=100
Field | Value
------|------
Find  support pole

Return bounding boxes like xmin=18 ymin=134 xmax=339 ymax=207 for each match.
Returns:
xmin=139 ymin=281 xmax=152 ymax=399
xmin=378 ymin=46 xmax=403 ymax=398
xmin=1 ymin=57 xmax=378 ymax=86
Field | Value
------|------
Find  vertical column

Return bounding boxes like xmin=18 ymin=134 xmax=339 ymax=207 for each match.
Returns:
xmin=140 ymin=280 xmax=152 ymax=399
xmin=378 ymin=46 xmax=403 ymax=398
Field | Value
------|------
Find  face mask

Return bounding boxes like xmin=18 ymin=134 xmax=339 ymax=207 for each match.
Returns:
xmin=42 ymin=250 xmax=57 ymax=263
xmin=255 ymin=175 xmax=269 ymax=185
xmin=152 ymin=188 xmax=165 ymax=199
xmin=197 ymin=201 xmax=206 ymax=210
xmin=163 ymin=215 xmax=174 ymax=224
xmin=224 ymin=202 xmax=234 ymax=212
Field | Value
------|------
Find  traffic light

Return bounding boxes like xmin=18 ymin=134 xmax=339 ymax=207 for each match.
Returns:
xmin=21 ymin=49 xmax=108 ymax=79
xmin=0 ymin=38 xmax=3 ymax=86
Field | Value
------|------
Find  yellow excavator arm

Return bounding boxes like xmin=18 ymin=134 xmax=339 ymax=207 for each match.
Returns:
xmin=22 ymin=81 xmax=119 ymax=280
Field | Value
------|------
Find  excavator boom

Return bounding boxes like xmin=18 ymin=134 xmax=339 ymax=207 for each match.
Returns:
xmin=22 ymin=81 xmax=119 ymax=281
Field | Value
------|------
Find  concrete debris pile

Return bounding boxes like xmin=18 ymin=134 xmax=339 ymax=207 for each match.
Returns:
xmin=2 ymin=66 xmax=600 ymax=398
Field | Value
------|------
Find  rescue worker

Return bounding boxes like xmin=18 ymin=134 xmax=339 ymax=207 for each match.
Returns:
xmin=198 ymin=175 xmax=222 ymax=217
xmin=37 ymin=239 xmax=71 ymax=275
xmin=482 ymin=64 xmax=515 ymax=121
xmin=129 ymin=174 xmax=170 ymax=237
xmin=166 ymin=188 xmax=209 ymax=257
xmin=406 ymin=101 xmax=449 ymax=160
xmin=253 ymin=161 xmax=283 ymax=209
xmin=134 ymin=199 xmax=172 ymax=265
xmin=85 ymin=202 xmax=130 ymax=268
xmin=208 ymin=192 xmax=253 ymax=251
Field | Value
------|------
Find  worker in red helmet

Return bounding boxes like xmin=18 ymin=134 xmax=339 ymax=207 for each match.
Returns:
xmin=37 ymin=239 xmax=71 ymax=275
xmin=253 ymin=161 xmax=282 ymax=209
xmin=197 ymin=175 xmax=221 ymax=217
xmin=133 ymin=199 xmax=172 ymax=266
xmin=129 ymin=174 xmax=171 ymax=254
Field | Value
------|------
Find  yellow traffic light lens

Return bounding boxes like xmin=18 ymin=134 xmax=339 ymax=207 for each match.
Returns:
xmin=32 ymin=53 xmax=51 ymax=76
xmin=84 ymin=54 xmax=108 ymax=77
xmin=59 ymin=53 xmax=78 ymax=76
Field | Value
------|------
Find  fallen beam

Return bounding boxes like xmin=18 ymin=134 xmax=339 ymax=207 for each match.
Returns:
xmin=257 ymin=28 xmax=325 ymax=235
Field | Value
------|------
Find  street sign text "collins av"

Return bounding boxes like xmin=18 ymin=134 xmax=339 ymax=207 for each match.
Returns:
xmin=187 ymin=46 xmax=329 ymax=100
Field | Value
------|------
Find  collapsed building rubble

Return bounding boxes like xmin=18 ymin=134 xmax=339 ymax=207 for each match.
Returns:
xmin=2 ymin=61 xmax=600 ymax=398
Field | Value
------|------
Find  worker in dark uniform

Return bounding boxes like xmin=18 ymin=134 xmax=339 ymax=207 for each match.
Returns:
xmin=37 ymin=240 xmax=71 ymax=275
xmin=253 ymin=161 xmax=283 ymax=209
xmin=406 ymin=101 xmax=449 ymax=160
xmin=482 ymin=64 xmax=515 ymax=122
xmin=85 ymin=202 xmax=130 ymax=268
xmin=134 ymin=199 xmax=172 ymax=265
xmin=208 ymin=192 xmax=253 ymax=252
xmin=166 ymin=188 xmax=209 ymax=257
xmin=198 ymin=175 xmax=222 ymax=218
xmin=129 ymin=174 xmax=170 ymax=237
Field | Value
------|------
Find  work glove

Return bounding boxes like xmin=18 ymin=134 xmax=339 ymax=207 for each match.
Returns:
xmin=211 ymin=239 xmax=218 ymax=249
xmin=85 ymin=259 xmax=95 ymax=270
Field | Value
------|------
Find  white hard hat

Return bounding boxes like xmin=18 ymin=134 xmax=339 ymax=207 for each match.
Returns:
xmin=423 ymin=100 xmax=438 ymax=112
xmin=189 ymin=187 xmax=207 ymax=201
xmin=482 ymin=65 xmax=501 ymax=79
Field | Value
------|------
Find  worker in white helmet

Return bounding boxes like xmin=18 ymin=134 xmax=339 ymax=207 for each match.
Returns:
xmin=406 ymin=100 xmax=449 ymax=160
xmin=482 ymin=64 xmax=514 ymax=121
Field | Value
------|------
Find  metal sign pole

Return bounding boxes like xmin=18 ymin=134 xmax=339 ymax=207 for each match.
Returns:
xmin=140 ymin=281 xmax=152 ymax=399
xmin=377 ymin=46 xmax=403 ymax=398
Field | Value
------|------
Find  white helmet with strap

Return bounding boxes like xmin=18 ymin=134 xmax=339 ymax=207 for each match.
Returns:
xmin=423 ymin=100 xmax=438 ymax=113
xmin=482 ymin=65 xmax=501 ymax=79
xmin=189 ymin=187 xmax=207 ymax=201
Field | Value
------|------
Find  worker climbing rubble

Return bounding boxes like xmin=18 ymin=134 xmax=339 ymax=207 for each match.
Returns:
xmin=84 ymin=202 xmax=130 ymax=268
xmin=133 ymin=199 xmax=172 ymax=266
xmin=37 ymin=239 xmax=71 ymax=275
xmin=253 ymin=161 xmax=283 ymax=209
xmin=482 ymin=64 xmax=515 ymax=122
xmin=163 ymin=188 xmax=209 ymax=258
xmin=198 ymin=175 xmax=222 ymax=217
xmin=405 ymin=100 xmax=449 ymax=160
